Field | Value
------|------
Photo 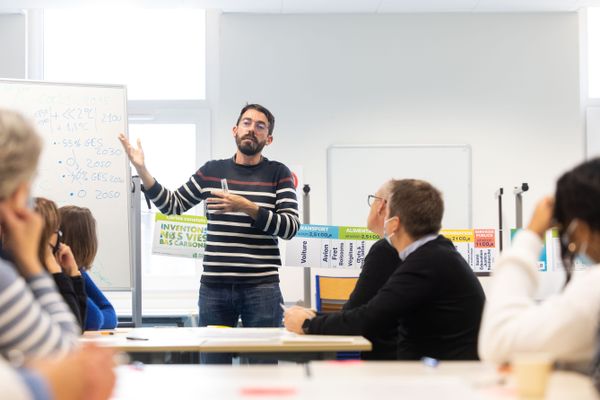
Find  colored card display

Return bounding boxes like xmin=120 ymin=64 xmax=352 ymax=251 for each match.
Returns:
xmin=440 ymin=229 xmax=497 ymax=273
xmin=152 ymin=213 xmax=208 ymax=259
xmin=286 ymin=225 xmax=498 ymax=273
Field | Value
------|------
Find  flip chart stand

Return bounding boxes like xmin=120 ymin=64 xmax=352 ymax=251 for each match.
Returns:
xmin=495 ymin=187 xmax=504 ymax=251
xmin=131 ymin=176 xmax=142 ymax=327
xmin=302 ymin=184 xmax=311 ymax=308
xmin=513 ymin=183 xmax=529 ymax=229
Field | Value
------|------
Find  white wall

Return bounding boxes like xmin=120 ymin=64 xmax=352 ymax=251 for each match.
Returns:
xmin=216 ymin=13 xmax=582 ymax=302
xmin=0 ymin=13 xmax=26 ymax=78
xmin=217 ymin=13 xmax=582 ymax=230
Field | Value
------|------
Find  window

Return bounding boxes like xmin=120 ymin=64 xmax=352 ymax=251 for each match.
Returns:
xmin=42 ymin=8 xmax=212 ymax=295
xmin=588 ymin=7 xmax=600 ymax=98
xmin=587 ymin=8 xmax=600 ymax=158
xmin=129 ymin=123 xmax=202 ymax=282
xmin=43 ymin=8 xmax=206 ymax=100
xmin=128 ymin=123 xmax=198 ymax=201
xmin=127 ymin=118 xmax=210 ymax=290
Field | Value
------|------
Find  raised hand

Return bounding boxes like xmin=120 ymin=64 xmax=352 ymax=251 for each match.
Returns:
xmin=118 ymin=133 xmax=155 ymax=188
xmin=118 ymin=133 xmax=146 ymax=171
xmin=42 ymin=242 xmax=62 ymax=274
xmin=55 ymin=244 xmax=81 ymax=277
xmin=0 ymin=203 xmax=43 ymax=277
xmin=527 ymin=196 xmax=555 ymax=238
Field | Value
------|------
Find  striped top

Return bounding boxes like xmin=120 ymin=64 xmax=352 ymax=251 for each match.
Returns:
xmin=145 ymin=156 xmax=300 ymax=284
xmin=0 ymin=257 xmax=79 ymax=361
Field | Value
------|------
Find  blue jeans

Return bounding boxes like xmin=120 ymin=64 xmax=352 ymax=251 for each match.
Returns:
xmin=198 ymin=282 xmax=283 ymax=364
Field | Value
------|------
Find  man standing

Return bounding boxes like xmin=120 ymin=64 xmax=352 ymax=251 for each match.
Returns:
xmin=120 ymin=104 xmax=299 ymax=362
xmin=285 ymin=179 xmax=485 ymax=361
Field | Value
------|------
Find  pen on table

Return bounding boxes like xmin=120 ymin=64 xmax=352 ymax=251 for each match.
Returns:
xmin=126 ymin=336 xmax=149 ymax=341
xmin=304 ymin=363 xmax=312 ymax=378
xmin=99 ymin=331 xmax=114 ymax=335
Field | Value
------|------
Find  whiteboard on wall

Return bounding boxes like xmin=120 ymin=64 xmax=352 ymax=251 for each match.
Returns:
xmin=327 ymin=145 xmax=472 ymax=229
xmin=0 ymin=79 xmax=132 ymax=290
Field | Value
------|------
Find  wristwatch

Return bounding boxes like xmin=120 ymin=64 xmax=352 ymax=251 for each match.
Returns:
xmin=301 ymin=318 xmax=311 ymax=334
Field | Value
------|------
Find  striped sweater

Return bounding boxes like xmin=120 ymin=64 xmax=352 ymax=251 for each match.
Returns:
xmin=0 ymin=257 xmax=79 ymax=361
xmin=145 ymin=156 xmax=300 ymax=284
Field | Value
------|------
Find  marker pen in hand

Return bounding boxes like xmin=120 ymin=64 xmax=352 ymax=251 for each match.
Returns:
xmin=281 ymin=304 xmax=315 ymax=318
xmin=221 ymin=179 xmax=229 ymax=194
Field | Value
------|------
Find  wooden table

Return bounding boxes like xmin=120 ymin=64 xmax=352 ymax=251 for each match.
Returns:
xmin=111 ymin=361 xmax=599 ymax=400
xmin=82 ymin=327 xmax=371 ymax=361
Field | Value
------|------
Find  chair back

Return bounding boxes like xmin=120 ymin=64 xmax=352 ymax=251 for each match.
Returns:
xmin=315 ymin=275 xmax=359 ymax=313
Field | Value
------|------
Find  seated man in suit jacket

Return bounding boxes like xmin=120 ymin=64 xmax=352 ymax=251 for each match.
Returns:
xmin=284 ymin=179 xmax=486 ymax=360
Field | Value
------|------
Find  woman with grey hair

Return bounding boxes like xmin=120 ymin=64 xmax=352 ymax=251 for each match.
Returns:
xmin=0 ymin=109 xmax=79 ymax=360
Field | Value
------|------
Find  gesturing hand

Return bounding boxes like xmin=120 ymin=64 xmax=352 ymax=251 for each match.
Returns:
xmin=207 ymin=190 xmax=259 ymax=219
xmin=0 ymin=203 xmax=43 ymax=276
xmin=527 ymin=196 xmax=555 ymax=239
xmin=55 ymin=244 xmax=81 ymax=277
xmin=118 ymin=133 xmax=146 ymax=172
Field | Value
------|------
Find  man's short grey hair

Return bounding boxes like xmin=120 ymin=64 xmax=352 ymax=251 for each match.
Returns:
xmin=388 ymin=179 xmax=444 ymax=239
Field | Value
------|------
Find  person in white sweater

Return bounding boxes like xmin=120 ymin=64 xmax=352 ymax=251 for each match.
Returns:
xmin=479 ymin=158 xmax=600 ymax=364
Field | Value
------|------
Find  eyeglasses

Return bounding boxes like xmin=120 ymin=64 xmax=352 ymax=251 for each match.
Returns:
xmin=367 ymin=194 xmax=386 ymax=207
xmin=239 ymin=118 xmax=269 ymax=133
xmin=49 ymin=229 xmax=62 ymax=255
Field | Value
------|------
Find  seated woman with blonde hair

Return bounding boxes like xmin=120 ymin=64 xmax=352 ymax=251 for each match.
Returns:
xmin=59 ymin=205 xmax=117 ymax=330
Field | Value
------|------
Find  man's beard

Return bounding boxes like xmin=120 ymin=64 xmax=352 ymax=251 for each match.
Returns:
xmin=236 ymin=133 xmax=266 ymax=156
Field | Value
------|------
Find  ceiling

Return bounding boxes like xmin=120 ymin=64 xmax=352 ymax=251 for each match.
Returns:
xmin=0 ymin=0 xmax=599 ymax=13
xmin=218 ymin=0 xmax=600 ymax=13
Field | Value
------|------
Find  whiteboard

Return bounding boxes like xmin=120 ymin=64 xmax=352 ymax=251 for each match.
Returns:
xmin=0 ymin=79 xmax=132 ymax=290
xmin=327 ymin=145 xmax=472 ymax=229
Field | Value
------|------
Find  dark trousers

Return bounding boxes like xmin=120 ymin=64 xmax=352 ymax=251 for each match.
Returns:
xmin=198 ymin=282 xmax=283 ymax=364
